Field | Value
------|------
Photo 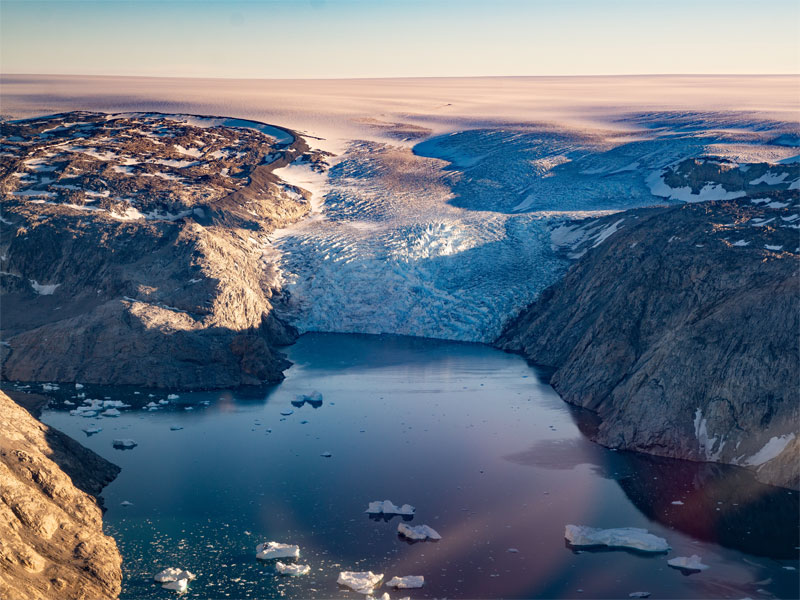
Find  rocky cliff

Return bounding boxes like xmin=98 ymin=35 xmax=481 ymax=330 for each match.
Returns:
xmin=0 ymin=390 xmax=121 ymax=599
xmin=498 ymin=192 xmax=799 ymax=489
xmin=0 ymin=112 xmax=325 ymax=389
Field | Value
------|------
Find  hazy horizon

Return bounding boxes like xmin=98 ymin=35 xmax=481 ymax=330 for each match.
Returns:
xmin=2 ymin=0 xmax=799 ymax=79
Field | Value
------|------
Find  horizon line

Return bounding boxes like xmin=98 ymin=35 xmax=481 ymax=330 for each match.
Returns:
xmin=2 ymin=72 xmax=800 ymax=82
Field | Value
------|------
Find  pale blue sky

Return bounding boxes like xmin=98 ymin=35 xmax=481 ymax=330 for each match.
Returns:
xmin=2 ymin=0 xmax=798 ymax=78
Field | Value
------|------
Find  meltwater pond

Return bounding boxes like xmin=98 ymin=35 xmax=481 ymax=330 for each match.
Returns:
xmin=41 ymin=334 xmax=799 ymax=599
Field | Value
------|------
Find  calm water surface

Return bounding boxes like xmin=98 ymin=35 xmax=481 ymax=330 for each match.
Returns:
xmin=40 ymin=333 xmax=799 ymax=599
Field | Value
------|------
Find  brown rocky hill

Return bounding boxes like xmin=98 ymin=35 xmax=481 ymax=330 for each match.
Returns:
xmin=0 ymin=390 xmax=121 ymax=599
xmin=0 ymin=112 xmax=324 ymax=389
xmin=498 ymin=193 xmax=799 ymax=489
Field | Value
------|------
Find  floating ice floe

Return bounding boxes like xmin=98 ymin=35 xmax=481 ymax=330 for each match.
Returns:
xmin=320 ymin=451 xmax=332 ymax=457
xmin=671 ymin=501 xmax=684 ymax=505
xmin=292 ymin=391 xmax=324 ymax=407
xmin=101 ymin=408 xmax=121 ymax=417
xmin=564 ymin=525 xmax=670 ymax=553
xmin=154 ymin=567 xmax=195 ymax=594
xmin=337 ymin=571 xmax=384 ymax=594
xmin=366 ymin=500 xmax=415 ymax=516
xmin=82 ymin=426 xmax=102 ymax=435
xmin=256 ymin=541 xmax=300 ymax=560
xmin=629 ymin=593 xmax=651 ymax=598
xmin=275 ymin=561 xmax=311 ymax=576
xmin=170 ymin=426 xmax=184 ymax=431
xmin=397 ymin=523 xmax=441 ymax=541
xmin=41 ymin=383 xmax=59 ymax=391
xmin=103 ymin=400 xmax=130 ymax=408
xmin=120 ymin=500 xmax=133 ymax=506
xmin=667 ymin=555 xmax=709 ymax=572
xmin=112 ymin=439 xmax=137 ymax=449
xmin=167 ymin=394 xmax=180 ymax=400
xmin=387 ymin=575 xmax=424 ymax=588
xmin=75 ymin=383 xmax=84 ymax=389
xmin=159 ymin=399 xmax=170 ymax=405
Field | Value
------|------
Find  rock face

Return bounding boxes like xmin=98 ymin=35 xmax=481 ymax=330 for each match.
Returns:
xmin=498 ymin=194 xmax=799 ymax=489
xmin=0 ymin=112 xmax=326 ymax=389
xmin=0 ymin=391 xmax=121 ymax=599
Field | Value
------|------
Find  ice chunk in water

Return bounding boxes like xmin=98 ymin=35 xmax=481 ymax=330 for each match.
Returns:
xmin=112 ymin=439 xmax=137 ymax=449
xmin=629 ymin=593 xmax=651 ymax=598
xmin=280 ymin=409 xmax=294 ymax=416
xmin=564 ymin=525 xmax=670 ymax=553
xmin=337 ymin=571 xmax=383 ymax=594
xmin=256 ymin=541 xmax=300 ymax=560
xmin=667 ymin=555 xmax=709 ymax=572
xmin=82 ymin=426 xmax=102 ymax=435
xmin=387 ymin=575 xmax=424 ymax=588
xmin=397 ymin=523 xmax=441 ymax=541
xmin=167 ymin=394 xmax=180 ymax=400
xmin=365 ymin=500 xmax=415 ymax=515
xmin=154 ymin=568 xmax=195 ymax=593
xmin=292 ymin=391 xmax=324 ymax=408
xmin=101 ymin=408 xmax=121 ymax=417
xmin=275 ymin=561 xmax=310 ymax=576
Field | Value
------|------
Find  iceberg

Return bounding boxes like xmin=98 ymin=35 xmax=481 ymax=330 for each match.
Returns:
xmin=170 ymin=425 xmax=184 ymax=431
xmin=397 ymin=523 xmax=441 ymax=541
xmin=365 ymin=500 xmax=415 ymax=516
xmin=667 ymin=555 xmax=709 ymax=572
xmin=629 ymin=593 xmax=651 ymax=598
xmin=275 ymin=561 xmax=310 ymax=576
xmin=167 ymin=394 xmax=180 ymax=400
xmin=292 ymin=391 xmax=324 ymax=408
xmin=112 ymin=439 xmax=137 ymax=449
xmin=280 ymin=409 xmax=294 ymax=416
xmin=337 ymin=571 xmax=383 ymax=594
xmin=564 ymin=525 xmax=670 ymax=553
xmin=320 ymin=451 xmax=333 ymax=457
xmin=387 ymin=575 xmax=424 ymax=588
xmin=101 ymin=408 xmax=121 ymax=417
xmin=82 ymin=426 xmax=102 ymax=435
xmin=154 ymin=568 xmax=195 ymax=594
xmin=256 ymin=541 xmax=300 ymax=560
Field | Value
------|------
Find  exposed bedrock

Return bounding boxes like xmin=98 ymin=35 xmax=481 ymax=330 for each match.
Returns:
xmin=0 ymin=391 xmax=121 ymax=600
xmin=0 ymin=112 xmax=322 ymax=389
xmin=498 ymin=194 xmax=799 ymax=489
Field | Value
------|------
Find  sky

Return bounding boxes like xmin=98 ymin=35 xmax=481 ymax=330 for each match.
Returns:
xmin=1 ymin=0 xmax=799 ymax=79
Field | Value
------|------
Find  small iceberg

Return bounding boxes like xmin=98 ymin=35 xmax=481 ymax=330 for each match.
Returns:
xmin=255 ymin=541 xmax=300 ymax=560
xmin=101 ymin=408 xmax=121 ymax=417
xmin=320 ymin=451 xmax=333 ymax=457
xmin=120 ymin=500 xmax=133 ymax=506
xmin=292 ymin=391 xmax=323 ymax=408
xmin=170 ymin=426 xmax=184 ymax=431
xmin=275 ymin=561 xmax=310 ymax=576
xmin=167 ymin=394 xmax=180 ymax=400
xmin=280 ymin=409 xmax=294 ymax=416
xmin=75 ymin=383 xmax=84 ymax=389
xmin=82 ymin=426 xmax=102 ymax=435
xmin=629 ymin=593 xmax=651 ymax=598
xmin=366 ymin=500 xmax=415 ymax=516
xmin=112 ymin=439 xmax=137 ymax=449
xmin=337 ymin=571 xmax=383 ymax=594
xmin=397 ymin=523 xmax=441 ymax=542
xmin=154 ymin=568 xmax=195 ymax=594
xmin=667 ymin=555 xmax=709 ymax=572
xmin=387 ymin=575 xmax=424 ymax=588
xmin=564 ymin=525 xmax=670 ymax=553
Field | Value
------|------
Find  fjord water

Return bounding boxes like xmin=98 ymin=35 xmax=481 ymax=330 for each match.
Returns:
xmin=42 ymin=334 xmax=799 ymax=599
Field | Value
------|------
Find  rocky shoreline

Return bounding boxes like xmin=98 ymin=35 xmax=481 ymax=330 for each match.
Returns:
xmin=498 ymin=192 xmax=799 ymax=489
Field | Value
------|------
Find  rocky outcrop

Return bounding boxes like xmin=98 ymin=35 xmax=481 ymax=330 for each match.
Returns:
xmin=498 ymin=194 xmax=799 ymax=489
xmin=0 ymin=112 xmax=324 ymax=389
xmin=0 ymin=391 xmax=121 ymax=599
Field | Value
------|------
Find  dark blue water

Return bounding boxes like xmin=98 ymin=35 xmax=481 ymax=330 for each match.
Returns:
xmin=40 ymin=333 xmax=799 ymax=599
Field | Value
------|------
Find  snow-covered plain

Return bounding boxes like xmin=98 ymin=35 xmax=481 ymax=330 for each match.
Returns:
xmin=4 ymin=75 xmax=798 ymax=342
